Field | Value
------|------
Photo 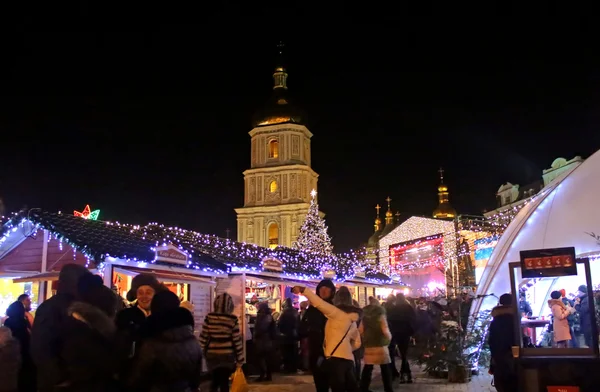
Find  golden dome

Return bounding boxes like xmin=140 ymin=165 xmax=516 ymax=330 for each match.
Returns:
xmin=438 ymin=185 xmax=448 ymax=192
xmin=433 ymin=203 xmax=457 ymax=219
xmin=375 ymin=217 xmax=382 ymax=225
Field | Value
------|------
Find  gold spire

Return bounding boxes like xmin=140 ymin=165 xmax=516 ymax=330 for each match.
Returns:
xmin=374 ymin=204 xmax=382 ymax=232
xmin=385 ymin=196 xmax=393 ymax=225
xmin=273 ymin=41 xmax=288 ymax=90
xmin=433 ymin=167 xmax=457 ymax=219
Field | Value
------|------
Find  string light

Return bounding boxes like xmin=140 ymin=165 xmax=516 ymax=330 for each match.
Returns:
xmin=294 ymin=189 xmax=334 ymax=256
xmin=0 ymin=211 xmax=392 ymax=285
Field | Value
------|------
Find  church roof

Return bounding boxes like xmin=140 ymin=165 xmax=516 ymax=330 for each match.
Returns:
xmin=252 ymin=86 xmax=305 ymax=127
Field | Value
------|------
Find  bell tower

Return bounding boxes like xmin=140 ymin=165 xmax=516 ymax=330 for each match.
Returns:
xmin=235 ymin=43 xmax=319 ymax=249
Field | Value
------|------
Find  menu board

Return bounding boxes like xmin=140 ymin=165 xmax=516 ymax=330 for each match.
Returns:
xmin=190 ymin=282 xmax=212 ymax=335
xmin=520 ymin=247 xmax=577 ymax=278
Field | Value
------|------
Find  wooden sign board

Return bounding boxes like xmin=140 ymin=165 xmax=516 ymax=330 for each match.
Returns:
xmin=262 ymin=257 xmax=283 ymax=272
xmin=155 ymin=244 xmax=188 ymax=265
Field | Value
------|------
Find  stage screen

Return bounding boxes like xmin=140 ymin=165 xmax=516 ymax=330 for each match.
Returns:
xmin=474 ymin=235 xmax=498 ymax=284
xmin=389 ymin=234 xmax=445 ymax=295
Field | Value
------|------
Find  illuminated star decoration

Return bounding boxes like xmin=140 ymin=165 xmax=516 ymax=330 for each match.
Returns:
xmin=74 ymin=205 xmax=100 ymax=220
xmin=310 ymin=189 xmax=317 ymax=199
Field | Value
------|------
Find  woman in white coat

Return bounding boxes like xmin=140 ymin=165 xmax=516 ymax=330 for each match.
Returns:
xmin=292 ymin=285 xmax=361 ymax=392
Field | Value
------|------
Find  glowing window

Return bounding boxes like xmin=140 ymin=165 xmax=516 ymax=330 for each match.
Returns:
xmin=269 ymin=181 xmax=278 ymax=193
xmin=268 ymin=139 xmax=279 ymax=158
xmin=268 ymin=223 xmax=279 ymax=249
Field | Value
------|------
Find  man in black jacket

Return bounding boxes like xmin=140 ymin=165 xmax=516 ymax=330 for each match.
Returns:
xmin=488 ymin=293 xmax=517 ymax=392
xmin=300 ymin=279 xmax=336 ymax=392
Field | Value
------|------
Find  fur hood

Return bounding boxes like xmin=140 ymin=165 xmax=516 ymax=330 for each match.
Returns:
xmin=363 ymin=304 xmax=385 ymax=320
xmin=548 ymin=298 xmax=566 ymax=309
xmin=68 ymin=301 xmax=116 ymax=339
xmin=491 ymin=305 xmax=514 ymax=318
xmin=142 ymin=307 xmax=196 ymax=342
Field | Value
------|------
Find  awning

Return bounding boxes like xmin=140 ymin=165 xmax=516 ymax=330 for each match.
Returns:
xmin=12 ymin=269 xmax=98 ymax=283
xmin=113 ymin=266 xmax=216 ymax=285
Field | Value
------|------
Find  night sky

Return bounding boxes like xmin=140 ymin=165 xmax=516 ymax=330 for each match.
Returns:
xmin=0 ymin=13 xmax=598 ymax=251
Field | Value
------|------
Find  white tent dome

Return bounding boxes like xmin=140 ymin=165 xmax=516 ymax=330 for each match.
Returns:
xmin=473 ymin=149 xmax=600 ymax=315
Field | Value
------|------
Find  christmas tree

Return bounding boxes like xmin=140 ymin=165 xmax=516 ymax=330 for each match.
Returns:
xmin=294 ymin=189 xmax=334 ymax=255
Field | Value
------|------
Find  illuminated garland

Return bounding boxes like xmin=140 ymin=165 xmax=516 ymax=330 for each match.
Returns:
xmin=0 ymin=211 xmax=388 ymax=284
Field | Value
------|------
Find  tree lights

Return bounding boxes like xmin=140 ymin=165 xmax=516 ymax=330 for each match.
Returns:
xmin=293 ymin=189 xmax=333 ymax=256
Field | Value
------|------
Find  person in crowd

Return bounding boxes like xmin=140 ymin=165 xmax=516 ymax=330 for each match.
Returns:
xmin=278 ymin=298 xmax=300 ymax=373
xmin=383 ymin=294 xmax=400 ymax=379
xmin=300 ymin=279 xmax=336 ymax=392
xmin=17 ymin=295 xmax=34 ymax=328
xmin=59 ymin=274 xmax=120 ymax=391
xmin=560 ymin=289 xmax=578 ymax=348
xmin=298 ymin=301 xmax=310 ymax=371
xmin=292 ymin=285 xmax=361 ymax=392
xmin=392 ymin=293 xmax=416 ymax=383
xmin=488 ymin=293 xmax=517 ymax=392
xmin=114 ymin=273 xmax=164 ymax=379
xmin=128 ymin=290 xmax=202 ymax=392
xmin=351 ymin=299 xmax=364 ymax=382
xmin=199 ymin=293 xmax=244 ymax=392
xmin=253 ymin=302 xmax=276 ymax=381
xmin=359 ymin=297 xmax=393 ymax=392
xmin=548 ymin=290 xmax=575 ymax=348
xmin=414 ymin=300 xmax=434 ymax=352
xmin=0 ymin=326 xmax=21 ymax=392
xmin=30 ymin=264 xmax=92 ymax=392
xmin=518 ymin=291 xmax=533 ymax=346
xmin=575 ymin=285 xmax=592 ymax=347
xmin=4 ymin=299 xmax=36 ymax=392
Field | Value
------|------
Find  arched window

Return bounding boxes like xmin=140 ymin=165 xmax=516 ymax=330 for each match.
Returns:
xmin=268 ymin=139 xmax=279 ymax=159
xmin=269 ymin=180 xmax=278 ymax=193
xmin=268 ymin=223 xmax=279 ymax=249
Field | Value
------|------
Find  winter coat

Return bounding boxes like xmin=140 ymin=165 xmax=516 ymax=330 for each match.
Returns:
xmin=253 ymin=308 xmax=276 ymax=352
xmin=488 ymin=305 xmax=516 ymax=361
xmin=30 ymin=292 xmax=76 ymax=391
xmin=549 ymin=299 xmax=572 ymax=342
xmin=0 ymin=327 xmax=21 ymax=392
xmin=59 ymin=301 xmax=118 ymax=392
xmin=278 ymin=299 xmax=299 ymax=341
xmin=302 ymin=289 xmax=361 ymax=362
xmin=128 ymin=308 xmax=202 ymax=392
xmin=360 ymin=305 xmax=392 ymax=365
xmin=562 ymin=298 xmax=575 ymax=326
xmin=199 ymin=293 xmax=244 ymax=370
xmin=300 ymin=280 xmax=336 ymax=365
xmin=114 ymin=304 xmax=147 ymax=378
xmin=575 ymin=294 xmax=592 ymax=334
xmin=387 ymin=301 xmax=416 ymax=337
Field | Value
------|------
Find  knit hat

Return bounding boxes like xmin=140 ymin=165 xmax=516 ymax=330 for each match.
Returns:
xmin=150 ymin=290 xmax=181 ymax=315
xmin=559 ymin=289 xmax=566 ymax=298
xmin=550 ymin=291 xmax=561 ymax=300
xmin=578 ymin=285 xmax=588 ymax=294
xmin=213 ymin=293 xmax=235 ymax=314
xmin=333 ymin=286 xmax=353 ymax=307
xmin=126 ymin=273 xmax=162 ymax=302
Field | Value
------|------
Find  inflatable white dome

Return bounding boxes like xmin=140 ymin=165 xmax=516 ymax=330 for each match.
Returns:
xmin=473 ymin=149 xmax=600 ymax=315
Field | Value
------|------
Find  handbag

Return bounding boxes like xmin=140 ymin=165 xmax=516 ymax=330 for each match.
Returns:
xmin=316 ymin=323 xmax=353 ymax=368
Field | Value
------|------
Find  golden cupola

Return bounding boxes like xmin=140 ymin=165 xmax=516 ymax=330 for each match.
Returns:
xmin=368 ymin=204 xmax=383 ymax=246
xmin=433 ymin=167 xmax=457 ymax=219
xmin=252 ymin=41 xmax=305 ymax=127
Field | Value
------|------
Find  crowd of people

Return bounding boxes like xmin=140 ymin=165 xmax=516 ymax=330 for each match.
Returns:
xmin=0 ymin=264 xmax=213 ymax=392
xmin=1 ymin=266 xmax=441 ymax=392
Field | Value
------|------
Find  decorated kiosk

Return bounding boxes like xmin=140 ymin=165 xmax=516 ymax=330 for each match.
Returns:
xmin=473 ymin=149 xmax=600 ymax=391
